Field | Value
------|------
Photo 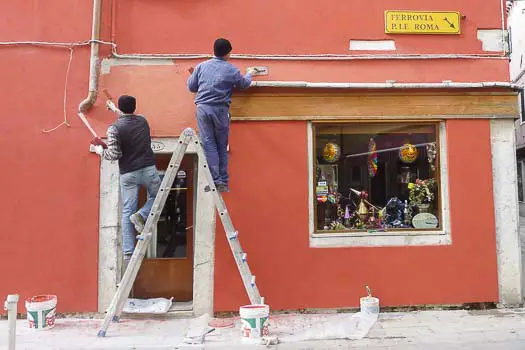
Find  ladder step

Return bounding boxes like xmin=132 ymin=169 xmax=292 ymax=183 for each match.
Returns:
xmin=251 ymin=276 xmax=256 ymax=287
xmin=241 ymin=253 xmax=247 ymax=262
xmin=137 ymin=232 xmax=152 ymax=241
xmin=204 ymin=185 xmax=215 ymax=192
xmin=228 ymin=231 xmax=238 ymax=240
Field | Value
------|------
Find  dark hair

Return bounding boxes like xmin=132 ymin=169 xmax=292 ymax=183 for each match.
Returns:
xmin=214 ymin=38 xmax=232 ymax=58
xmin=118 ymin=95 xmax=136 ymax=114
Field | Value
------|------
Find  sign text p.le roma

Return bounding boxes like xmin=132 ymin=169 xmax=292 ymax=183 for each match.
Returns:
xmin=385 ymin=11 xmax=461 ymax=35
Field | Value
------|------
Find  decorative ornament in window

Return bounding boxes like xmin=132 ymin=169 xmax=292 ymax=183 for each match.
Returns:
xmin=314 ymin=122 xmax=441 ymax=233
xmin=323 ymin=142 xmax=341 ymax=163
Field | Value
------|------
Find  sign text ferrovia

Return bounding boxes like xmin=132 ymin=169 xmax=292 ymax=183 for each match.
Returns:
xmin=385 ymin=11 xmax=461 ymax=35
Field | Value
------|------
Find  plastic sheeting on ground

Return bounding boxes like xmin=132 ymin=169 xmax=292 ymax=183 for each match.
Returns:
xmin=122 ymin=298 xmax=173 ymax=314
xmin=275 ymin=309 xmax=379 ymax=342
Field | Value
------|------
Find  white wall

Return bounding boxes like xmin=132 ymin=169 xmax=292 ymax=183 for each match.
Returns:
xmin=508 ymin=1 xmax=525 ymax=217
xmin=509 ymin=1 xmax=525 ymax=83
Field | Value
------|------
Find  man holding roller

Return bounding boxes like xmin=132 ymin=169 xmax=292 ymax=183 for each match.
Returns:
xmin=187 ymin=38 xmax=257 ymax=193
xmin=91 ymin=95 xmax=160 ymax=271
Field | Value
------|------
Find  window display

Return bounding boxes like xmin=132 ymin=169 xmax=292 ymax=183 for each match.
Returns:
xmin=314 ymin=122 xmax=440 ymax=233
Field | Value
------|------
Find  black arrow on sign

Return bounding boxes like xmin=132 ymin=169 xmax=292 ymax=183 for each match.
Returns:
xmin=444 ymin=17 xmax=455 ymax=29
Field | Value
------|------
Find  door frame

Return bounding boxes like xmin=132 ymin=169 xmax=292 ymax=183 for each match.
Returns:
xmin=96 ymin=137 xmax=216 ymax=316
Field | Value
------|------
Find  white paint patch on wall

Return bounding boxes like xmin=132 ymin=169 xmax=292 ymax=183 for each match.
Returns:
xmin=100 ymin=58 xmax=175 ymax=75
xmin=349 ymin=40 xmax=396 ymax=51
xmin=491 ymin=119 xmax=523 ymax=306
xmin=98 ymin=160 xmax=121 ymax=312
xmin=477 ymin=29 xmax=505 ymax=52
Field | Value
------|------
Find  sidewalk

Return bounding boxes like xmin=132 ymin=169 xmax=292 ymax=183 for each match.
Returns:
xmin=3 ymin=219 xmax=525 ymax=349
xmin=2 ymin=308 xmax=525 ymax=349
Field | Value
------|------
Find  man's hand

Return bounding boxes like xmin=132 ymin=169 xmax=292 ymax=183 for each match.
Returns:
xmin=91 ymin=137 xmax=108 ymax=149
xmin=188 ymin=67 xmax=195 ymax=74
xmin=246 ymin=68 xmax=258 ymax=76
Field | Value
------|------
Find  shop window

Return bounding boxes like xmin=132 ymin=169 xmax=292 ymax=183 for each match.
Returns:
xmin=313 ymin=122 xmax=441 ymax=233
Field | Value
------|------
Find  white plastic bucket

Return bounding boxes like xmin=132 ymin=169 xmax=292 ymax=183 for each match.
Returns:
xmin=25 ymin=295 xmax=57 ymax=330
xmin=239 ymin=304 xmax=270 ymax=339
xmin=360 ymin=296 xmax=380 ymax=315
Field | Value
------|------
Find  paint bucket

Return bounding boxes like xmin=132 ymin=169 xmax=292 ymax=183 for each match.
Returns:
xmin=25 ymin=295 xmax=57 ymax=330
xmin=239 ymin=304 xmax=270 ymax=339
xmin=360 ymin=296 xmax=380 ymax=315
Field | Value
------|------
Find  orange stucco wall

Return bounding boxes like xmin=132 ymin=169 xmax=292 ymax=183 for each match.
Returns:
xmin=0 ymin=0 xmax=505 ymax=312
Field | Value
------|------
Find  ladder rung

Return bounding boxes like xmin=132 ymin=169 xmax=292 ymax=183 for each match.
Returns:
xmin=251 ymin=276 xmax=256 ymax=287
xmin=241 ymin=253 xmax=247 ymax=262
xmin=137 ymin=232 xmax=152 ymax=241
xmin=228 ymin=231 xmax=238 ymax=240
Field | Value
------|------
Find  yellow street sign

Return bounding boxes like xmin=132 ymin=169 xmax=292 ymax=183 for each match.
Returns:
xmin=385 ymin=10 xmax=461 ymax=34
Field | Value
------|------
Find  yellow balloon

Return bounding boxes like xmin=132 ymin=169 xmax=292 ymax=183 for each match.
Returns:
xmin=399 ymin=144 xmax=418 ymax=163
xmin=323 ymin=142 xmax=341 ymax=163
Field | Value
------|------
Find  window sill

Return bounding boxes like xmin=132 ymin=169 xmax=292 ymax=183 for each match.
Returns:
xmin=312 ymin=229 xmax=445 ymax=237
xmin=309 ymin=230 xmax=451 ymax=248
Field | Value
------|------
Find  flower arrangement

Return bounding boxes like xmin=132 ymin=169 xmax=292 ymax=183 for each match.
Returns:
xmin=408 ymin=178 xmax=436 ymax=205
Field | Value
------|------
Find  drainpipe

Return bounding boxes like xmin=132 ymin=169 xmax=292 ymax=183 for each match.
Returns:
xmin=78 ymin=0 xmax=103 ymax=138
xmin=4 ymin=294 xmax=19 ymax=350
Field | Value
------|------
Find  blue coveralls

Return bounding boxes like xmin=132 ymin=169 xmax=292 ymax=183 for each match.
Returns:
xmin=187 ymin=57 xmax=252 ymax=186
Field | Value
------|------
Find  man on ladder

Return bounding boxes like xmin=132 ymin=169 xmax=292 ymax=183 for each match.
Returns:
xmin=91 ymin=95 xmax=161 ymax=272
xmin=187 ymin=38 xmax=258 ymax=193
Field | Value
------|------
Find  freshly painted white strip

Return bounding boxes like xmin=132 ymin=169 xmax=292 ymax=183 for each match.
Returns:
xmin=349 ymin=40 xmax=396 ymax=51
xmin=100 ymin=58 xmax=174 ymax=75
xmin=477 ymin=29 xmax=505 ymax=52
xmin=98 ymin=160 xmax=121 ymax=313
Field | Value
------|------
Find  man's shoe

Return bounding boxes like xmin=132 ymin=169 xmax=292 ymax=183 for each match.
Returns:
xmin=217 ymin=184 xmax=230 ymax=193
xmin=130 ymin=213 xmax=145 ymax=233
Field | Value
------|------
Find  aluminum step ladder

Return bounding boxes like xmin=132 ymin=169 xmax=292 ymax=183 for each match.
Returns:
xmin=97 ymin=128 xmax=262 ymax=337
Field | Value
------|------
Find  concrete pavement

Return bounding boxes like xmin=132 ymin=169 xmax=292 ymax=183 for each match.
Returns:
xmin=2 ymin=308 xmax=525 ymax=349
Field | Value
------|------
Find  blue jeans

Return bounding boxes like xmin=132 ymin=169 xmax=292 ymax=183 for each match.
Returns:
xmin=120 ymin=165 xmax=161 ymax=255
xmin=196 ymin=104 xmax=230 ymax=185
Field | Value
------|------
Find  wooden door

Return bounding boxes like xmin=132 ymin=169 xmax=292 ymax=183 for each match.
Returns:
xmin=133 ymin=154 xmax=195 ymax=301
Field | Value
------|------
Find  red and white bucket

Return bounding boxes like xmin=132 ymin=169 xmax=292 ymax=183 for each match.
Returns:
xmin=239 ymin=304 xmax=270 ymax=339
xmin=25 ymin=295 xmax=57 ymax=330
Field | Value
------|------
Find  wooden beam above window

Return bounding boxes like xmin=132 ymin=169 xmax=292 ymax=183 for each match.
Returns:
xmin=230 ymin=91 xmax=519 ymax=121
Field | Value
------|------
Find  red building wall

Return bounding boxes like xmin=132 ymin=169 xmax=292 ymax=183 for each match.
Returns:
xmin=216 ymin=120 xmax=498 ymax=310
xmin=0 ymin=0 xmax=507 ymax=312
